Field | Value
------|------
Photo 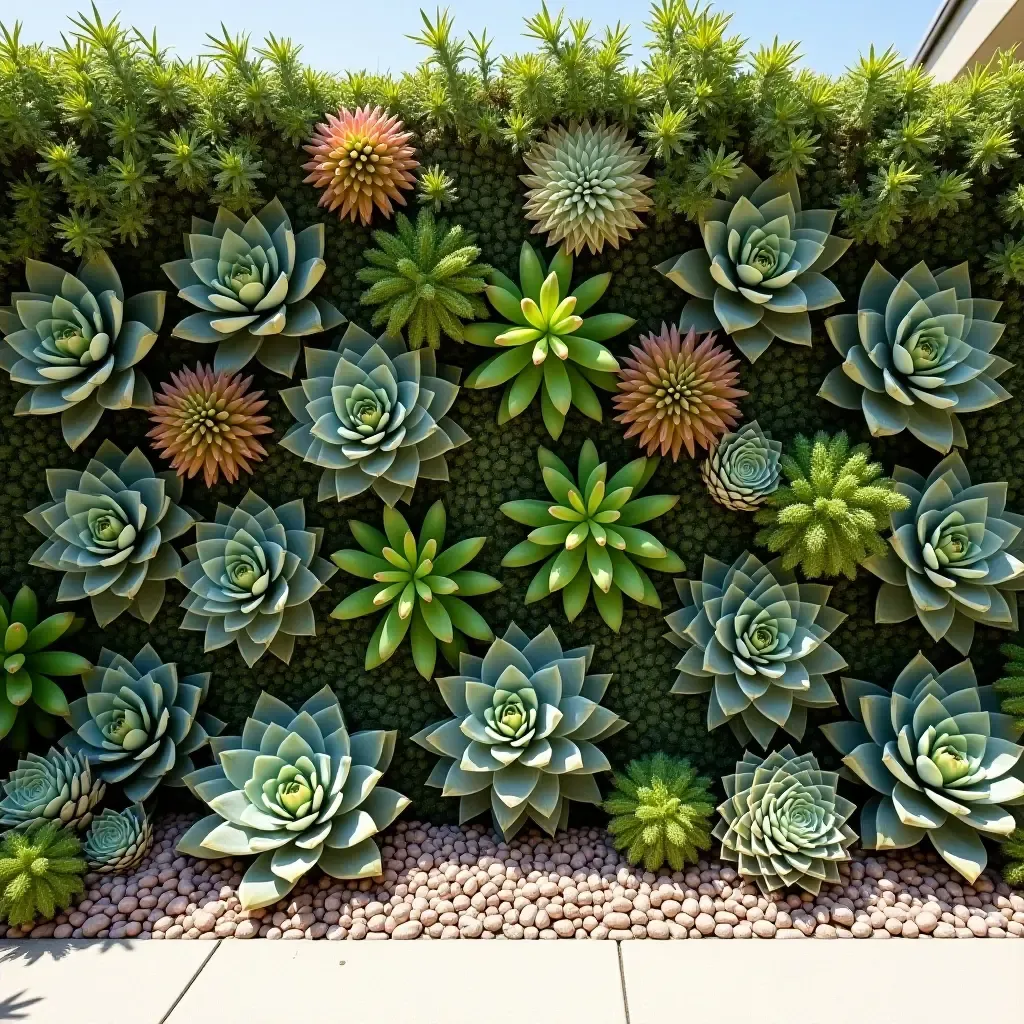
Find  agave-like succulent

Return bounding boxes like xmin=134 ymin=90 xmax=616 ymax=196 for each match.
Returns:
xmin=821 ymin=652 xmax=1024 ymax=883
xmin=279 ymin=323 xmax=469 ymax=506
xmin=716 ymin=746 xmax=858 ymax=896
xmin=61 ymin=644 xmax=225 ymax=804
xmin=0 ymin=252 xmax=164 ymax=450
xmin=417 ymin=164 xmax=458 ymax=211
xmin=501 ymin=440 xmax=684 ymax=631
xmin=82 ymin=804 xmax=153 ymax=874
xmin=331 ymin=501 xmax=500 ymax=680
xmin=864 ymin=452 xmax=1024 ymax=654
xmin=819 ymin=262 xmax=1011 ymax=453
xmin=657 ymin=166 xmax=851 ymax=362
xmin=520 ymin=122 xmax=654 ymax=255
xmin=25 ymin=440 xmax=198 ymax=627
xmin=178 ymin=686 xmax=410 ymax=910
xmin=463 ymin=242 xmax=633 ymax=440
xmin=178 ymin=491 xmax=337 ymax=666
xmin=0 ymin=748 xmax=105 ymax=831
xmin=666 ymin=551 xmax=846 ymax=748
xmin=162 ymin=197 xmax=345 ymax=377
xmin=0 ymin=822 xmax=86 ymax=928
xmin=413 ymin=623 xmax=628 ymax=840
xmin=701 ymin=420 xmax=782 ymax=512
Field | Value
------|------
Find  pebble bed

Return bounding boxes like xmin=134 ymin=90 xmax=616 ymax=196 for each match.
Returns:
xmin=6 ymin=814 xmax=1024 ymax=942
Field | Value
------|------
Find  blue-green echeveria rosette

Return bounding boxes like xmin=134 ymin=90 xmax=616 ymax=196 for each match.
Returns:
xmin=25 ymin=441 xmax=198 ymax=627
xmin=178 ymin=686 xmax=410 ymax=910
xmin=0 ymin=747 xmax=105 ymax=831
xmin=0 ymin=252 xmax=164 ymax=450
xmin=700 ymin=420 xmax=782 ymax=512
xmin=412 ymin=622 xmax=628 ymax=840
xmin=162 ymin=197 xmax=345 ymax=377
xmin=83 ymin=803 xmax=153 ymax=874
xmin=665 ymin=551 xmax=847 ymax=748
xmin=821 ymin=652 xmax=1024 ymax=883
xmin=280 ymin=323 xmax=469 ymax=506
xmin=656 ymin=166 xmax=851 ymax=363
xmin=60 ymin=644 xmax=225 ymax=804
xmin=819 ymin=261 xmax=1011 ymax=453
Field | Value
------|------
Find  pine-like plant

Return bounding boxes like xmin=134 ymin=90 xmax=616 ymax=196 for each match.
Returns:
xmin=603 ymin=754 xmax=714 ymax=872
xmin=996 ymin=644 xmax=1024 ymax=728
xmin=1001 ymin=828 xmax=1024 ymax=886
xmin=754 ymin=431 xmax=910 ymax=579
xmin=0 ymin=821 xmax=85 ymax=929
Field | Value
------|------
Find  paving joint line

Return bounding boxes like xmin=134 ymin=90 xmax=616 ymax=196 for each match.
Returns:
xmin=157 ymin=939 xmax=221 ymax=1024
xmin=617 ymin=943 xmax=631 ymax=1024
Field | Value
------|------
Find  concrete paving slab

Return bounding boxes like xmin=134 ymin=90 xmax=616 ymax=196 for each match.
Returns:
xmin=0 ymin=939 xmax=218 ymax=1024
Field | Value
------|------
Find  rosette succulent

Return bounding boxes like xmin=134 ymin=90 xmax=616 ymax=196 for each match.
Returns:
xmin=463 ymin=242 xmax=633 ymax=440
xmin=61 ymin=644 xmax=225 ymax=804
xmin=864 ymin=452 xmax=1024 ymax=654
xmin=25 ymin=441 xmax=198 ymax=627
xmin=178 ymin=491 xmax=337 ymax=666
xmin=0 ymin=252 xmax=164 ymax=450
xmin=0 ymin=748 xmax=105 ymax=831
xmin=83 ymin=804 xmax=153 ymax=874
xmin=178 ymin=687 xmax=410 ymax=910
xmin=666 ymin=551 xmax=846 ymax=748
xmin=162 ymin=197 xmax=345 ymax=377
xmin=501 ymin=440 xmax=684 ymax=631
xmin=280 ymin=324 xmax=469 ymax=506
xmin=819 ymin=261 xmax=1011 ymax=453
xmin=657 ymin=166 xmax=851 ymax=362
xmin=413 ymin=623 xmax=628 ymax=840
xmin=716 ymin=746 xmax=858 ymax=896
xmin=0 ymin=822 xmax=85 ymax=928
xmin=331 ymin=501 xmax=500 ymax=679
xmin=701 ymin=420 xmax=782 ymax=511
xmin=821 ymin=652 xmax=1024 ymax=883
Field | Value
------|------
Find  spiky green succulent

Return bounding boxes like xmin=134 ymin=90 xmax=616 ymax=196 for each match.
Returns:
xmin=996 ymin=643 xmax=1024 ymax=728
xmin=178 ymin=686 xmax=410 ymax=910
xmin=657 ymin=165 xmax=850 ymax=362
xmin=754 ymin=431 xmax=910 ymax=580
xmin=0 ymin=747 xmax=105 ymax=831
xmin=501 ymin=440 xmax=683 ymax=631
xmin=716 ymin=746 xmax=858 ymax=896
xmin=82 ymin=803 xmax=153 ymax=874
xmin=162 ymin=196 xmax=345 ymax=376
xmin=413 ymin=622 xmax=628 ymax=840
xmin=1001 ymin=827 xmax=1024 ymax=886
xmin=602 ymin=754 xmax=714 ymax=872
xmin=864 ymin=452 xmax=1024 ymax=655
xmin=0 ymin=252 xmax=165 ymax=450
xmin=331 ymin=500 xmax=500 ymax=680
xmin=356 ymin=209 xmax=491 ymax=349
xmin=417 ymin=164 xmax=458 ymax=211
xmin=821 ymin=652 xmax=1024 ymax=883
xmin=0 ymin=822 xmax=86 ymax=928
xmin=820 ymin=261 xmax=1011 ymax=453
xmin=463 ymin=241 xmax=633 ymax=439
xmin=701 ymin=420 xmax=782 ymax=512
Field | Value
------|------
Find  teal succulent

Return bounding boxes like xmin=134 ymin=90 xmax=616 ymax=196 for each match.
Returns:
xmin=0 ymin=822 xmax=86 ymax=928
xmin=83 ymin=803 xmax=153 ymax=874
xmin=701 ymin=420 xmax=782 ymax=512
xmin=0 ymin=747 xmax=105 ymax=832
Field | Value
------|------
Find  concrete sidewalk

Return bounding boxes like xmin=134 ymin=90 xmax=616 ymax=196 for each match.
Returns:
xmin=0 ymin=937 xmax=1020 ymax=1024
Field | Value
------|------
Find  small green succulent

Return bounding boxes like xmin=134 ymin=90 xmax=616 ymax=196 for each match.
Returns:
xmin=83 ymin=804 xmax=153 ymax=875
xmin=502 ymin=440 xmax=683 ymax=631
xmin=0 ymin=822 xmax=86 ymax=929
xmin=996 ymin=643 xmax=1024 ymax=728
xmin=1001 ymin=827 xmax=1024 ymax=887
xmin=330 ymin=500 xmax=501 ymax=679
xmin=417 ymin=164 xmax=458 ymax=211
xmin=701 ymin=420 xmax=782 ymax=512
xmin=603 ymin=754 xmax=714 ymax=872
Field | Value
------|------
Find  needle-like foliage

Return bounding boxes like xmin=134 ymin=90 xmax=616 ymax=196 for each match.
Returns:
xmin=0 ymin=821 xmax=86 ymax=928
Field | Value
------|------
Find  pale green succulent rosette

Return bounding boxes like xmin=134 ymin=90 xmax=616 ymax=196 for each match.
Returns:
xmin=656 ymin=166 xmax=850 ymax=362
xmin=178 ymin=687 xmax=410 ymax=910
xmin=162 ymin=197 xmax=345 ymax=377
xmin=412 ymin=622 xmax=628 ymax=841
xmin=0 ymin=747 xmax=105 ymax=831
xmin=821 ymin=652 xmax=1024 ymax=883
xmin=83 ymin=803 xmax=153 ymax=874
xmin=0 ymin=252 xmax=164 ymax=450
xmin=700 ymin=420 xmax=782 ymax=511
xmin=820 ymin=261 xmax=1011 ymax=453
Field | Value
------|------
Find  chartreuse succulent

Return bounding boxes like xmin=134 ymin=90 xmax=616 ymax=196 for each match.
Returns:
xmin=0 ymin=586 xmax=91 ymax=751
xmin=821 ymin=652 xmax=1024 ymax=883
xmin=178 ymin=687 xmax=410 ymax=910
xmin=602 ymin=754 xmax=714 ymax=872
xmin=0 ymin=747 xmax=105 ymax=831
xmin=716 ymin=746 xmax=858 ymax=896
xmin=501 ymin=440 xmax=683 ymax=631
xmin=82 ymin=804 xmax=153 ymax=874
xmin=162 ymin=196 xmax=345 ymax=377
xmin=463 ymin=242 xmax=633 ymax=439
xmin=864 ymin=453 xmax=1024 ymax=654
xmin=820 ymin=261 xmax=1011 ymax=453
xmin=61 ymin=644 xmax=225 ymax=804
xmin=413 ymin=623 xmax=628 ymax=840
xmin=331 ymin=501 xmax=500 ymax=680
xmin=996 ymin=643 xmax=1024 ymax=728
xmin=701 ymin=420 xmax=782 ymax=512
xmin=0 ymin=252 xmax=164 ymax=450
xmin=0 ymin=822 xmax=86 ymax=928
xmin=666 ymin=551 xmax=846 ymax=748
xmin=657 ymin=165 xmax=850 ymax=362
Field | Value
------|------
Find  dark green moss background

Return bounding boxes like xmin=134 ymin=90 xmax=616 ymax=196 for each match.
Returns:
xmin=1 ymin=131 xmax=1021 ymax=822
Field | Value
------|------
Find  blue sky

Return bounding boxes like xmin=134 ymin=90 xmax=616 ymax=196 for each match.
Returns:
xmin=15 ymin=0 xmax=941 ymax=77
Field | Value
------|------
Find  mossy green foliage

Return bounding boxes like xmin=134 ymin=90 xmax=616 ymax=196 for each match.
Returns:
xmin=996 ymin=643 xmax=1024 ymax=728
xmin=0 ymin=821 xmax=85 ymax=928
xmin=1002 ymin=827 xmax=1024 ymax=887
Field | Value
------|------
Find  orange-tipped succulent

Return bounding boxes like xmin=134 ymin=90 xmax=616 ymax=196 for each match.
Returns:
xmin=148 ymin=364 xmax=272 ymax=488
xmin=302 ymin=105 xmax=419 ymax=226
xmin=614 ymin=324 xmax=746 ymax=460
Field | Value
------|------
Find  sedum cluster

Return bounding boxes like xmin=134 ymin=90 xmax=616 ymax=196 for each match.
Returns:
xmin=0 ymin=822 xmax=86 ymax=929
